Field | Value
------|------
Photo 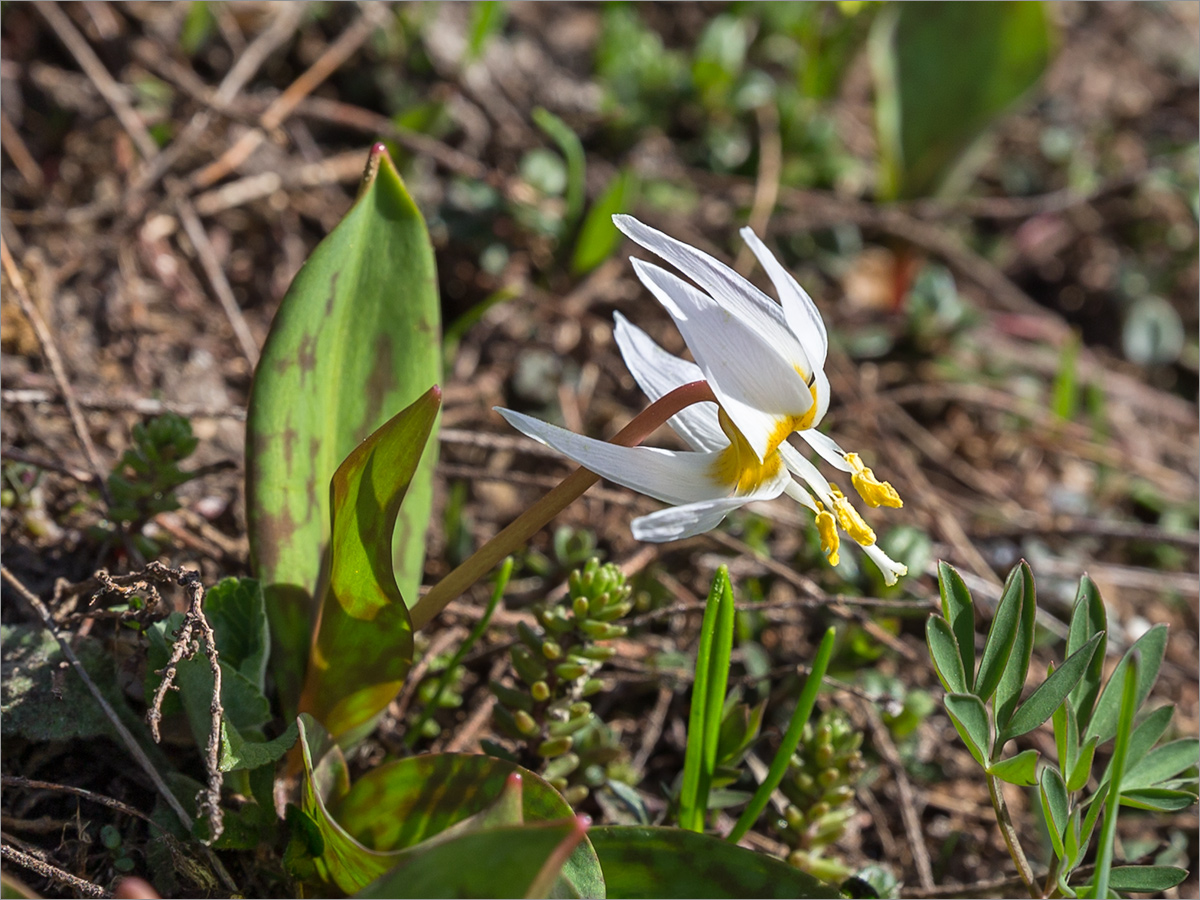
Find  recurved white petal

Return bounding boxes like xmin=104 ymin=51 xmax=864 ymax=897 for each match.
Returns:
xmin=631 ymin=467 xmax=789 ymax=541
xmin=777 ymin=441 xmax=835 ymax=507
xmin=612 ymin=312 xmax=725 ymax=452
xmin=495 ymin=408 xmax=727 ymax=505
xmin=631 ymin=259 xmax=815 ymax=460
xmin=615 ymin=215 xmax=788 ymax=329
xmin=739 ymin=227 xmax=827 ymax=369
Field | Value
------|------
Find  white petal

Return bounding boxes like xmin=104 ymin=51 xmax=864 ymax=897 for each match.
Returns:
xmin=612 ymin=313 xmax=725 ymax=452
xmin=615 ymin=215 xmax=789 ymax=333
xmin=631 ymin=467 xmax=789 ymax=541
xmin=864 ymin=543 xmax=909 ymax=586
xmin=796 ymin=424 xmax=851 ymax=472
xmin=631 ymin=259 xmax=815 ymax=460
xmin=777 ymin=441 xmax=835 ymax=507
xmin=631 ymin=496 xmax=748 ymax=541
xmin=782 ymin=479 xmax=819 ymax=512
xmin=495 ymin=408 xmax=727 ymax=505
xmin=739 ymin=227 xmax=828 ymax=369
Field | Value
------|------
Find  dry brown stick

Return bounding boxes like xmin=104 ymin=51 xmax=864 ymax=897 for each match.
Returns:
xmin=1 ymin=387 xmax=247 ymax=421
xmin=1 ymin=240 xmax=111 ymax=505
xmin=1 ymin=776 xmax=160 ymax=831
xmin=0 ymin=110 xmax=44 ymax=190
xmin=0 ymin=568 xmax=196 ymax=839
xmin=144 ymin=565 xmax=225 ymax=844
xmin=170 ymin=181 xmax=260 ymax=363
xmin=125 ymin=3 xmax=309 ymax=201
xmin=861 ymin=699 xmax=936 ymax=893
xmin=190 ymin=2 xmax=388 ymax=190
xmin=0 ymin=843 xmax=111 ymax=899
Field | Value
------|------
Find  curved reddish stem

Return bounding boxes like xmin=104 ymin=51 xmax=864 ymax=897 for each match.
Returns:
xmin=410 ymin=381 xmax=717 ymax=630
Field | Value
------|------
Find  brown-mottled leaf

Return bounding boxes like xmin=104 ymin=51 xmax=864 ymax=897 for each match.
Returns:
xmin=296 ymin=386 xmax=440 ymax=744
xmin=246 ymin=145 xmax=441 ymax=711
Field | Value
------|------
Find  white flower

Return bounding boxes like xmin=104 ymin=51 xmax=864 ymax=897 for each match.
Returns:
xmin=496 ymin=216 xmax=908 ymax=585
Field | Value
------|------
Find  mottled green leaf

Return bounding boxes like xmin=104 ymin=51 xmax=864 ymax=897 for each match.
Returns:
xmin=247 ymin=145 xmax=441 ymax=711
xmin=572 ymin=170 xmax=640 ymax=274
xmin=944 ymin=693 xmax=991 ymax=768
xmin=589 ymin=826 xmax=840 ymax=898
xmin=1084 ymin=625 xmax=1167 ymax=746
xmin=296 ymin=716 xmax=604 ymax=897
xmin=973 ymin=566 xmax=1023 ymax=703
xmin=870 ymin=1 xmax=1053 ymax=200
xmin=1038 ymin=767 xmax=1068 ymax=859
xmin=1000 ymin=632 xmax=1103 ymax=746
xmin=358 ymin=819 xmax=589 ymax=900
xmin=1066 ymin=575 xmax=1107 ymax=730
xmin=296 ymin=386 xmax=440 ymax=744
xmin=937 ymin=561 xmax=975 ymax=685
xmin=995 ymin=561 xmax=1036 ymax=731
xmin=986 ymin=749 xmax=1039 ymax=786
xmin=926 ymin=614 xmax=968 ymax=695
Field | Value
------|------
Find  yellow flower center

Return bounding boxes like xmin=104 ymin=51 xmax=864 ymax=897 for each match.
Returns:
xmin=711 ymin=409 xmax=784 ymax=494
xmin=846 ymin=452 xmax=903 ymax=509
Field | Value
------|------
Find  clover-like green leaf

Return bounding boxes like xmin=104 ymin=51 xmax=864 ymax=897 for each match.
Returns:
xmin=973 ymin=566 xmax=1024 ymax=703
xmin=589 ymin=826 xmax=840 ymax=898
xmin=944 ymin=693 xmax=991 ymax=769
xmin=296 ymin=386 xmax=440 ymax=745
xmin=1084 ymin=624 xmax=1167 ymax=746
xmin=1038 ymin=766 xmax=1068 ymax=860
xmin=986 ymin=749 xmax=1039 ymax=786
xmin=926 ymin=614 xmax=968 ymax=695
xmin=999 ymin=632 xmax=1103 ymax=747
xmin=247 ymin=145 xmax=441 ymax=711
xmin=1066 ymin=575 xmax=1107 ymax=731
xmin=995 ymin=561 xmax=1036 ymax=731
xmin=937 ymin=561 xmax=975 ymax=683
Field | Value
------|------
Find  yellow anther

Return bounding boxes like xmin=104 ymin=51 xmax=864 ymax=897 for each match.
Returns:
xmin=846 ymin=452 xmax=902 ymax=509
xmin=815 ymin=504 xmax=840 ymax=566
xmin=829 ymin=485 xmax=876 ymax=547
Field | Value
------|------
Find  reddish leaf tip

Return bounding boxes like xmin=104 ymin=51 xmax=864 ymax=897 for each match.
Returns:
xmin=575 ymin=814 xmax=592 ymax=831
xmin=506 ymin=772 xmax=523 ymax=787
xmin=370 ymin=141 xmax=388 ymax=157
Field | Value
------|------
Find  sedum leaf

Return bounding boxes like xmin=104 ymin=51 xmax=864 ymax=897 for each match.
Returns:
xmin=296 ymin=387 xmax=441 ymax=745
xmin=589 ymin=826 xmax=840 ymax=898
xmin=246 ymin=145 xmax=441 ymax=711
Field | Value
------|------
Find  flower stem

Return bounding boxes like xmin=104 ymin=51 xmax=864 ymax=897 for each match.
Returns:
xmin=987 ymin=772 xmax=1038 ymax=898
xmin=410 ymin=380 xmax=718 ymax=630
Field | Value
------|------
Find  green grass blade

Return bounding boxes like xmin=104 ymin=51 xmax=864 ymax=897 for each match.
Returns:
xmin=700 ymin=567 xmax=737 ymax=820
xmin=533 ymin=107 xmax=586 ymax=227
xmin=679 ymin=567 xmax=727 ymax=832
xmin=727 ymin=627 xmax=836 ymax=844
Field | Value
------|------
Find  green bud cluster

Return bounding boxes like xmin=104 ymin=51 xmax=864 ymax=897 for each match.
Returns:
xmin=774 ymin=709 xmax=866 ymax=883
xmin=492 ymin=558 xmax=635 ymax=805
